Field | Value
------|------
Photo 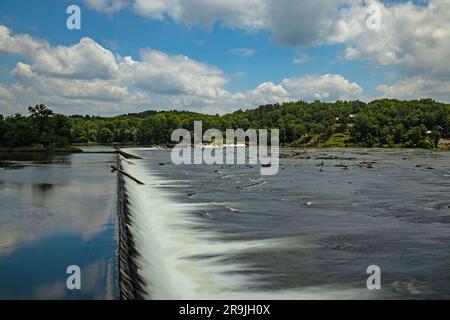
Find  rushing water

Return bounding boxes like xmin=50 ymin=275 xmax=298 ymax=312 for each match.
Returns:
xmin=121 ymin=148 xmax=450 ymax=300
xmin=0 ymin=148 xmax=118 ymax=299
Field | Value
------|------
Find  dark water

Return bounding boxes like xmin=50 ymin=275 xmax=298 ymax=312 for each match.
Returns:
xmin=124 ymin=148 xmax=450 ymax=299
xmin=0 ymin=148 xmax=118 ymax=299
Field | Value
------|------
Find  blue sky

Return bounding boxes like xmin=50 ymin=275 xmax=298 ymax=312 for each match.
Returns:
xmin=0 ymin=0 xmax=448 ymax=115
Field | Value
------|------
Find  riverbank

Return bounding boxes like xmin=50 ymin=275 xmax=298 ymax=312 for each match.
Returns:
xmin=0 ymin=146 xmax=84 ymax=154
xmin=76 ymin=141 xmax=450 ymax=151
xmin=3 ymin=142 xmax=443 ymax=156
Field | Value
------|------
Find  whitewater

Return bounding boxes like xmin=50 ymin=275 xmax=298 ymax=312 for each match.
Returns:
xmin=119 ymin=149 xmax=377 ymax=300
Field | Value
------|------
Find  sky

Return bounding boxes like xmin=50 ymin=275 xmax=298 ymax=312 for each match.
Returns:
xmin=0 ymin=0 xmax=449 ymax=115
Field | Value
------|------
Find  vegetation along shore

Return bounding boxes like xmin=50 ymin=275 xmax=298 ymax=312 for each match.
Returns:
xmin=1 ymin=99 xmax=450 ymax=152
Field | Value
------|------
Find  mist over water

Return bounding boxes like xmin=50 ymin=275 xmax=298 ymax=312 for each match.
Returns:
xmin=121 ymin=148 xmax=450 ymax=299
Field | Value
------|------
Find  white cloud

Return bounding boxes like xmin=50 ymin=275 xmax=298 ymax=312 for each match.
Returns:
xmin=234 ymin=81 xmax=288 ymax=106
xmin=86 ymin=0 xmax=343 ymax=44
xmin=282 ymin=74 xmax=363 ymax=100
xmin=0 ymin=24 xmax=365 ymax=115
xmin=121 ymin=49 xmax=228 ymax=97
xmin=83 ymin=0 xmax=450 ymax=77
xmin=0 ymin=84 xmax=12 ymax=100
xmin=8 ymin=62 xmax=150 ymax=115
xmin=32 ymin=38 xmax=119 ymax=80
xmin=337 ymin=0 xmax=450 ymax=80
xmin=85 ymin=0 xmax=450 ymax=96
xmin=11 ymin=62 xmax=130 ymax=102
xmin=1 ymin=1 xmax=448 ymax=114
xmin=83 ymin=0 xmax=129 ymax=14
xmin=337 ymin=0 xmax=450 ymax=102
xmin=228 ymin=48 xmax=255 ymax=57
xmin=0 ymin=25 xmax=230 ymax=114
xmin=231 ymin=74 xmax=364 ymax=109
xmin=89 ymin=0 xmax=357 ymax=47
xmin=376 ymin=77 xmax=450 ymax=103
xmin=0 ymin=25 xmax=48 ymax=56
xmin=0 ymin=25 xmax=118 ymax=80
xmin=132 ymin=0 xmax=267 ymax=29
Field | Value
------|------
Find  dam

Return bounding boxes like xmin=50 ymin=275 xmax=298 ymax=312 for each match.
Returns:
xmin=115 ymin=147 xmax=450 ymax=299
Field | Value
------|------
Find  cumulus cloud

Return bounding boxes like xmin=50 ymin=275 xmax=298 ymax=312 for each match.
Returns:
xmin=231 ymin=74 xmax=364 ymax=108
xmin=7 ymin=62 xmax=150 ymax=115
xmin=0 ymin=24 xmax=366 ymax=115
xmin=0 ymin=25 xmax=48 ymax=56
xmin=282 ymin=74 xmax=363 ymax=100
xmin=1 ymin=1 xmax=449 ymax=114
xmin=132 ymin=0 xmax=447 ymax=80
xmin=0 ymin=25 xmax=118 ymax=80
xmin=0 ymin=25 xmax=233 ymax=114
xmin=232 ymin=81 xmax=289 ymax=107
xmin=87 ymin=0 xmax=352 ymax=46
xmin=83 ymin=0 xmax=450 ymax=75
xmin=335 ymin=0 xmax=450 ymax=101
xmin=376 ymin=77 xmax=450 ymax=103
xmin=85 ymin=0 xmax=345 ymax=45
xmin=337 ymin=0 xmax=450 ymax=79
xmin=120 ymin=50 xmax=228 ymax=97
xmin=132 ymin=0 xmax=267 ymax=29
xmin=11 ymin=62 xmax=130 ymax=102
xmin=84 ymin=0 xmax=450 ymax=99
xmin=32 ymin=38 xmax=119 ymax=80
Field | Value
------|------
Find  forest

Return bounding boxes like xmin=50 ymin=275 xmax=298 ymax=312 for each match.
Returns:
xmin=0 ymin=104 xmax=74 ymax=151
xmin=1 ymin=99 xmax=450 ymax=150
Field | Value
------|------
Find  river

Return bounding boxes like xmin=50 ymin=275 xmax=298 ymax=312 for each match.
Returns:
xmin=2 ymin=147 xmax=450 ymax=299
xmin=121 ymin=147 xmax=450 ymax=299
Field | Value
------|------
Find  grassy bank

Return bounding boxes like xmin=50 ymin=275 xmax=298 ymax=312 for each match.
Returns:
xmin=286 ymin=131 xmax=450 ymax=150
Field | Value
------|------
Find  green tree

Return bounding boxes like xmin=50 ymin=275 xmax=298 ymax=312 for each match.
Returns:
xmin=430 ymin=130 xmax=442 ymax=148
xmin=0 ymin=115 xmax=5 ymax=146
xmin=405 ymin=125 xmax=427 ymax=147
xmin=3 ymin=114 xmax=37 ymax=147
xmin=98 ymin=127 xmax=114 ymax=143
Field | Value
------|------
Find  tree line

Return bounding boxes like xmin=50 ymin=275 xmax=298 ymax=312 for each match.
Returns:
xmin=1 ymin=99 xmax=450 ymax=150
xmin=0 ymin=105 xmax=71 ymax=149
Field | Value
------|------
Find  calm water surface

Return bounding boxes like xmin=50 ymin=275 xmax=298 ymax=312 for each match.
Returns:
xmin=0 ymin=147 xmax=118 ymax=299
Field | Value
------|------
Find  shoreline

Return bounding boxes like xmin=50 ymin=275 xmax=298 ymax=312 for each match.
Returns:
xmin=0 ymin=144 xmax=448 ymax=155
xmin=0 ymin=146 xmax=84 ymax=154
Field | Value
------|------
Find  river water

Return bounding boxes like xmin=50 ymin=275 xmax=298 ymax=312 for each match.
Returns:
xmin=121 ymin=148 xmax=450 ymax=299
xmin=2 ymin=147 xmax=450 ymax=299
xmin=0 ymin=147 xmax=118 ymax=299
